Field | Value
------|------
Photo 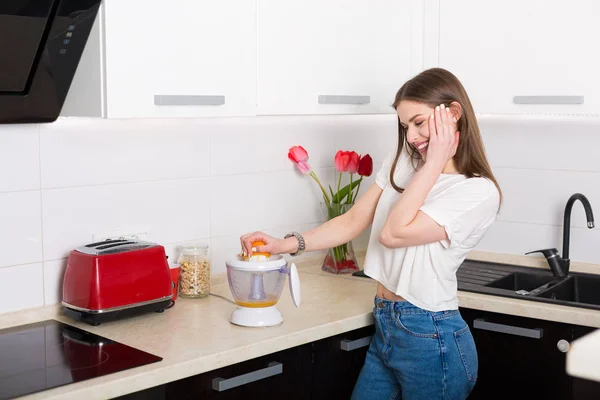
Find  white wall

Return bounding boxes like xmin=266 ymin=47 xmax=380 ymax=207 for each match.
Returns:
xmin=0 ymin=115 xmax=391 ymax=314
xmin=477 ymin=115 xmax=600 ymax=261
xmin=0 ymin=113 xmax=599 ymax=314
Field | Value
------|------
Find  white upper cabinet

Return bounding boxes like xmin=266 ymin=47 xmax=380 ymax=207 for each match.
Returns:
xmin=256 ymin=0 xmax=421 ymax=115
xmin=66 ymin=0 xmax=257 ymax=119
xmin=437 ymin=0 xmax=600 ymax=115
xmin=105 ymin=0 xmax=256 ymax=118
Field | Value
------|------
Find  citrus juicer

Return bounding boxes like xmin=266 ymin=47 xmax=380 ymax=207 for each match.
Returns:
xmin=225 ymin=254 xmax=301 ymax=327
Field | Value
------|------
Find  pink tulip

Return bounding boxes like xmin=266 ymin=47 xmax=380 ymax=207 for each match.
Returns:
xmin=287 ymin=145 xmax=331 ymax=203
xmin=346 ymin=151 xmax=360 ymax=174
xmin=288 ymin=146 xmax=312 ymax=175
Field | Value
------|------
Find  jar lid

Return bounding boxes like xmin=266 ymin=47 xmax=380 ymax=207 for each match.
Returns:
xmin=226 ymin=254 xmax=286 ymax=271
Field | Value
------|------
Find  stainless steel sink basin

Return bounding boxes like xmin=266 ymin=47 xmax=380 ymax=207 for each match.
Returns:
xmin=536 ymin=274 xmax=600 ymax=306
xmin=485 ymin=271 xmax=556 ymax=293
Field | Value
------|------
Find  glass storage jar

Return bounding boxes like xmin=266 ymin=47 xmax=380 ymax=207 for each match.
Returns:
xmin=177 ymin=244 xmax=210 ymax=298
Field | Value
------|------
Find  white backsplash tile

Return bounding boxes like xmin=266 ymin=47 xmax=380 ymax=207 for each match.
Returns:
xmin=210 ymin=115 xmax=394 ymax=176
xmin=0 ymin=263 xmax=44 ymax=313
xmin=40 ymin=118 xmax=211 ymax=188
xmin=43 ymin=259 xmax=67 ymax=305
xmin=209 ymin=167 xmax=339 ymax=237
xmin=476 ymin=220 xmax=600 ymax=265
xmin=494 ymin=168 xmax=600 ymax=228
xmin=42 ymin=178 xmax=211 ymax=260
xmin=210 ymin=116 xmax=339 ymax=175
xmin=0 ymin=124 xmax=40 ymax=192
xmin=0 ymin=191 xmax=42 ymax=268
xmin=333 ymin=114 xmax=398 ymax=163
xmin=1 ymin=114 xmax=600 ymax=316
xmin=479 ymin=115 xmax=600 ymax=172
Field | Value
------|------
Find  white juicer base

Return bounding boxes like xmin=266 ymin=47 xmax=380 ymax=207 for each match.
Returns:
xmin=230 ymin=305 xmax=283 ymax=327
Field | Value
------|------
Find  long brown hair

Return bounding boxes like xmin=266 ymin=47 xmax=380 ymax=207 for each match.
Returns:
xmin=390 ymin=68 xmax=502 ymax=205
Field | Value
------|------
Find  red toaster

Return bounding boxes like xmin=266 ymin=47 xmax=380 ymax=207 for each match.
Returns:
xmin=62 ymin=239 xmax=174 ymax=326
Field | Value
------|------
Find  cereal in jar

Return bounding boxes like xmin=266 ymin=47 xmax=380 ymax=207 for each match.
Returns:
xmin=177 ymin=244 xmax=210 ymax=298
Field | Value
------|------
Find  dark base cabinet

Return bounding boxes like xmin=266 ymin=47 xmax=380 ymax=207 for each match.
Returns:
xmin=113 ymin=385 xmax=166 ymax=400
xmin=114 ymin=314 xmax=600 ymax=400
xmin=311 ymin=325 xmax=375 ymax=400
xmin=114 ymin=326 xmax=374 ymax=400
xmin=460 ymin=308 xmax=600 ymax=400
xmin=165 ymin=343 xmax=312 ymax=400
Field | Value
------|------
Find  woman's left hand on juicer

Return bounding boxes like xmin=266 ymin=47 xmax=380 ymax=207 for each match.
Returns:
xmin=240 ymin=232 xmax=297 ymax=258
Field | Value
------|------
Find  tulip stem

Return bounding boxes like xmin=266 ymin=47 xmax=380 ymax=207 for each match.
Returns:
xmin=337 ymin=173 xmax=342 ymax=203
xmin=347 ymin=174 xmax=354 ymax=204
xmin=353 ymin=178 xmax=362 ymax=203
xmin=310 ymin=171 xmax=331 ymax=203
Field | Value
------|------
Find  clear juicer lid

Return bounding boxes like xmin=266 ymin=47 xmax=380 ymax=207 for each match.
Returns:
xmin=226 ymin=255 xmax=301 ymax=308
xmin=226 ymin=254 xmax=287 ymax=271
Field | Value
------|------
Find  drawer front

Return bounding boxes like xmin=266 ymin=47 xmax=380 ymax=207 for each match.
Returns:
xmin=460 ymin=308 xmax=572 ymax=400
xmin=166 ymin=344 xmax=312 ymax=400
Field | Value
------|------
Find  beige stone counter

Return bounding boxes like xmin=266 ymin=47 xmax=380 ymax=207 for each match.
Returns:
xmin=8 ymin=268 xmax=378 ymax=400
xmin=567 ymin=329 xmax=600 ymax=383
xmin=295 ymin=255 xmax=600 ymax=329
xmin=0 ymin=251 xmax=598 ymax=399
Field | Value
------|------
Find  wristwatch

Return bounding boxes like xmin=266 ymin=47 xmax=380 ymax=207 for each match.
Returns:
xmin=284 ymin=232 xmax=305 ymax=256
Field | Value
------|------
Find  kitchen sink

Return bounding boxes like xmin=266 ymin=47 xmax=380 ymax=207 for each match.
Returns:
xmin=457 ymin=260 xmax=600 ymax=311
xmin=485 ymin=271 xmax=557 ymax=293
xmin=536 ymin=274 xmax=600 ymax=306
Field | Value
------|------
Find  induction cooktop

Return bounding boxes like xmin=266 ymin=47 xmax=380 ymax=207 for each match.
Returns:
xmin=0 ymin=320 xmax=162 ymax=400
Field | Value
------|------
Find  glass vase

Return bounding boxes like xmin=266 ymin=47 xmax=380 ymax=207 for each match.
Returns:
xmin=320 ymin=202 xmax=360 ymax=274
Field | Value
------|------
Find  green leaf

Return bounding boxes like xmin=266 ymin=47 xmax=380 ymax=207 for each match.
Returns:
xmin=331 ymin=178 xmax=362 ymax=203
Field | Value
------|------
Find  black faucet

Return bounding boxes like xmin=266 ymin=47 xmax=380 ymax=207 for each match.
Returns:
xmin=526 ymin=193 xmax=595 ymax=278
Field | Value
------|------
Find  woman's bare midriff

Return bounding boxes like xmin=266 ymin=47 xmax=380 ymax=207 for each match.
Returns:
xmin=376 ymin=282 xmax=406 ymax=301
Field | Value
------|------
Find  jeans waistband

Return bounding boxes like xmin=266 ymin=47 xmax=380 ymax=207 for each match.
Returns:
xmin=374 ymin=296 xmax=459 ymax=318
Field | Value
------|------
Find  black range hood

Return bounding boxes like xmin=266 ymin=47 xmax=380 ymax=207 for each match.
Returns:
xmin=0 ymin=0 xmax=101 ymax=124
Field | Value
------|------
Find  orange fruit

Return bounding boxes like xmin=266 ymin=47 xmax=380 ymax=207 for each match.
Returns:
xmin=252 ymin=241 xmax=271 ymax=257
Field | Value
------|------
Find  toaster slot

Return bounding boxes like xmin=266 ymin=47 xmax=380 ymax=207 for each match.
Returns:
xmin=85 ymin=239 xmax=129 ymax=248
xmin=96 ymin=241 xmax=136 ymax=250
xmin=76 ymin=240 xmax=157 ymax=255
xmin=98 ymin=243 xmax=154 ymax=255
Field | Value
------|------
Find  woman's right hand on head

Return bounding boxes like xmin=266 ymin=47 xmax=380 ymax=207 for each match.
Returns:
xmin=426 ymin=103 xmax=460 ymax=171
xmin=240 ymin=232 xmax=285 ymax=257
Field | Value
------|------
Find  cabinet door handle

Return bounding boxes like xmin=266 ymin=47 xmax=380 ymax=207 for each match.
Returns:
xmin=211 ymin=361 xmax=283 ymax=392
xmin=513 ymin=95 xmax=584 ymax=105
xmin=318 ymin=95 xmax=370 ymax=105
xmin=154 ymin=95 xmax=225 ymax=106
xmin=340 ymin=336 xmax=372 ymax=351
xmin=473 ymin=318 xmax=543 ymax=339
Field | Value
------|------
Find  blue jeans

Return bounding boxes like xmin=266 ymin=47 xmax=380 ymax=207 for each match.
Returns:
xmin=351 ymin=297 xmax=478 ymax=400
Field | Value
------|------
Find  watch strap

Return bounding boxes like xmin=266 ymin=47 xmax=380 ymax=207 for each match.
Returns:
xmin=284 ymin=232 xmax=305 ymax=256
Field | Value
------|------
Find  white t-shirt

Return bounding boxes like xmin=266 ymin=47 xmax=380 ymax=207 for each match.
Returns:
xmin=363 ymin=148 xmax=500 ymax=312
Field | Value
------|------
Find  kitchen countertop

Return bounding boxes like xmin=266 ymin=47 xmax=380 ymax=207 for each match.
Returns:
xmin=2 ymin=251 xmax=599 ymax=399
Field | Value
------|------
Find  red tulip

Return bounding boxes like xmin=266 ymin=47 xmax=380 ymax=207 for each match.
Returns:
xmin=346 ymin=151 xmax=360 ymax=174
xmin=288 ymin=145 xmax=311 ymax=175
xmin=357 ymin=154 xmax=373 ymax=177
xmin=334 ymin=150 xmax=351 ymax=172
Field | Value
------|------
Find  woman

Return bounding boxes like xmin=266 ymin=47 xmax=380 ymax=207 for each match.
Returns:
xmin=240 ymin=68 xmax=502 ymax=400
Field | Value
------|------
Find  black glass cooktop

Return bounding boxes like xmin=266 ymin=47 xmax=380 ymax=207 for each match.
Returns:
xmin=0 ymin=320 xmax=162 ymax=400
